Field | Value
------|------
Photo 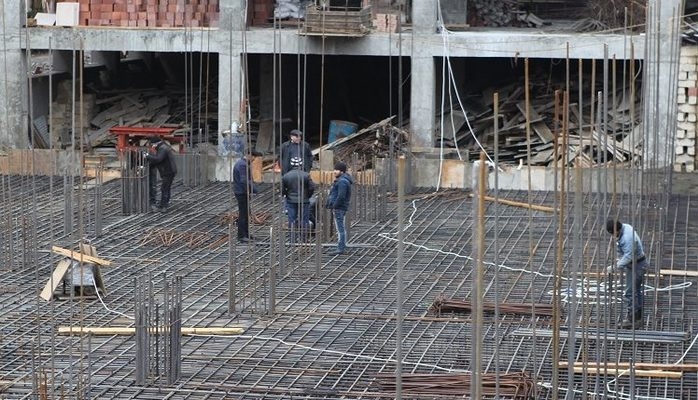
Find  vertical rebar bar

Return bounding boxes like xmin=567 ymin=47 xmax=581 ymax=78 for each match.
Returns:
xmin=396 ymin=155 xmax=405 ymax=399
xmin=470 ymin=151 xmax=486 ymax=400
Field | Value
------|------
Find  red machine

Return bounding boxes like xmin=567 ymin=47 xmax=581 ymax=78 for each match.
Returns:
xmin=109 ymin=126 xmax=186 ymax=153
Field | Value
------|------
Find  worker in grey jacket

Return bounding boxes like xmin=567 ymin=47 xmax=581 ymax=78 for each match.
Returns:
xmin=281 ymin=157 xmax=315 ymax=242
xmin=606 ymin=218 xmax=648 ymax=329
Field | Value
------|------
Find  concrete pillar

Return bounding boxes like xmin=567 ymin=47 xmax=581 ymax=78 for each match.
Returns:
xmin=408 ymin=0 xmax=437 ymax=148
xmin=409 ymin=56 xmax=436 ymax=148
xmin=217 ymin=0 xmax=245 ymax=149
xmin=219 ymin=0 xmax=246 ymax=31
xmin=411 ymin=0 xmax=437 ymax=35
xmin=644 ymin=0 xmax=682 ymax=168
xmin=217 ymin=51 xmax=242 ymax=146
xmin=0 ymin=1 xmax=28 ymax=149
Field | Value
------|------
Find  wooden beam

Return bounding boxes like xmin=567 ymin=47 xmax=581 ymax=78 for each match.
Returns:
xmin=567 ymin=366 xmax=682 ymax=378
xmin=659 ymin=269 xmax=698 ymax=277
xmin=560 ymin=361 xmax=698 ymax=372
xmin=39 ymin=259 xmax=71 ymax=301
xmin=51 ymin=246 xmax=112 ymax=266
xmin=468 ymin=194 xmax=557 ymax=213
xmin=58 ymin=326 xmax=245 ymax=335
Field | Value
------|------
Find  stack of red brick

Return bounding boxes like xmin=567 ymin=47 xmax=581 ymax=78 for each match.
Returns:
xmin=58 ymin=0 xmax=219 ymax=28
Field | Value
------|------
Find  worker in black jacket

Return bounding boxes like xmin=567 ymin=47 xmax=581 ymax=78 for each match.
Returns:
xmin=279 ymin=129 xmax=313 ymax=175
xmin=233 ymin=150 xmax=262 ymax=243
xmin=282 ymin=157 xmax=315 ymax=242
xmin=144 ymin=136 xmax=177 ymax=212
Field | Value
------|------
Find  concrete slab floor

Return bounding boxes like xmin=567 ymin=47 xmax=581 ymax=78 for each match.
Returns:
xmin=0 ymin=175 xmax=696 ymax=399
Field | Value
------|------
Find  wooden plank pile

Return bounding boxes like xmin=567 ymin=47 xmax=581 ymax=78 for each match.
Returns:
xmin=45 ymin=83 xmax=216 ymax=149
xmin=302 ymin=4 xmax=372 ymax=36
xmin=313 ymin=116 xmax=409 ymax=170
xmin=437 ymin=76 xmax=643 ymax=167
xmin=46 ymin=80 xmax=97 ymax=148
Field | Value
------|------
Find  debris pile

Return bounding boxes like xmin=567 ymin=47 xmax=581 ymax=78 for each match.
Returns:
xmin=38 ymin=82 xmax=217 ymax=150
xmin=314 ymin=116 xmax=409 ymax=171
xmin=469 ymin=0 xmax=518 ymax=27
xmin=438 ymin=75 xmax=643 ymax=167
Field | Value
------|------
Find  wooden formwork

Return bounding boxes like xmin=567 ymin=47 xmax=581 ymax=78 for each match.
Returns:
xmin=302 ymin=5 xmax=372 ymax=37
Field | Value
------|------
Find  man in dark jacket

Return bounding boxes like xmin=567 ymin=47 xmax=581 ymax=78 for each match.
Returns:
xmin=233 ymin=150 xmax=262 ymax=243
xmin=144 ymin=136 xmax=177 ymax=212
xmin=279 ymin=129 xmax=313 ymax=175
xmin=282 ymin=157 xmax=315 ymax=242
xmin=325 ymin=161 xmax=352 ymax=255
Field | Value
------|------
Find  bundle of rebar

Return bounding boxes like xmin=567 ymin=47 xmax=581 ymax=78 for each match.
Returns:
xmin=429 ymin=296 xmax=555 ymax=317
xmin=374 ymin=371 xmax=535 ymax=398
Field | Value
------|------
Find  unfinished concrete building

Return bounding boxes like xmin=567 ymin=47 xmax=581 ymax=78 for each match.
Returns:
xmin=1 ymin=0 xmax=698 ymax=398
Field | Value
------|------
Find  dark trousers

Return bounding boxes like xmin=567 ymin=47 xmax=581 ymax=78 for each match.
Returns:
xmin=235 ymin=193 xmax=250 ymax=239
xmin=149 ymin=167 xmax=174 ymax=207
xmin=624 ymin=264 xmax=646 ymax=317
xmin=286 ymin=200 xmax=310 ymax=242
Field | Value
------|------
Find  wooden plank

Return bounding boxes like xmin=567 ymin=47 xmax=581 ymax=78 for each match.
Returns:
xmin=591 ymin=130 xmax=626 ymax=162
xmin=39 ymin=259 xmax=71 ymax=301
xmin=51 ymin=246 xmax=112 ymax=266
xmin=255 ymin=120 xmax=274 ymax=153
xmin=312 ymin=115 xmax=394 ymax=156
xmin=530 ymin=148 xmax=554 ymax=164
xmin=516 ymin=102 xmax=553 ymax=143
xmin=659 ymin=269 xmax=698 ymax=277
xmin=468 ymin=194 xmax=557 ymax=213
xmin=560 ymin=361 xmax=698 ymax=372
xmin=57 ymin=326 xmax=245 ymax=335
xmin=81 ymin=244 xmax=107 ymax=296
xmin=531 ymin=121 xmax=554 ymax=144
xmin=568 ymin=366 xmax=682 ymax=379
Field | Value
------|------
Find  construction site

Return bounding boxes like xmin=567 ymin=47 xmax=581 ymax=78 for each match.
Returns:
xmin=1 ymin=0 xmax=698 ymax=399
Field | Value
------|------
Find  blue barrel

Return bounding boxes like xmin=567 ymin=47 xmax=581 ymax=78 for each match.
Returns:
xmin=328 ymin=120 xmax=358 ymax=144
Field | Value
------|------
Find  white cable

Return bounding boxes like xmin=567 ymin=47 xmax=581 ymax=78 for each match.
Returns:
xmin=95 ymin=286 xmax=134 ymax=320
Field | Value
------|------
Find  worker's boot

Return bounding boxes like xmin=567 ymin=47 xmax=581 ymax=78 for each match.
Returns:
xmin=619 ymin=309 xmax=643 ymax=330
xmin=632 ymin=309 xmax=643 ymax=329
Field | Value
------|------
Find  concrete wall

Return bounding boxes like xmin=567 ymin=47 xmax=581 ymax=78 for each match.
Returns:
xmin=0 ymin=1 xmax=28 ymax=150
xmin=676 ymin=45 xmax=698 ymax=172
xmin=4 ymin=0 xmax=682 ymax=179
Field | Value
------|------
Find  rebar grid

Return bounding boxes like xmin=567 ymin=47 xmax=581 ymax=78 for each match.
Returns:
xmin=1 ymin=174 xmax=697 ymax=399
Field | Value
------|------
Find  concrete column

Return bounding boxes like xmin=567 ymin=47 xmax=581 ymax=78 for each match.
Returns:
xmin=219 ymin=0 xmax=246 ymax=31
xmin=408 ymin=0 xmax=437 ymax=148
xmin=217 ymin=0 xmax=245 ymax=141
xmin=409 ymin=56 xmax=436 ymax=148
xmin=217 ymin=51 xmax=242 ymax=145
xmin=0 ymin=1 xmax=28 ymax=149
xmin=411 ymin=0 xmax=437 ymax=35
xmin=644 ymin=0 xmax=682 ymax=168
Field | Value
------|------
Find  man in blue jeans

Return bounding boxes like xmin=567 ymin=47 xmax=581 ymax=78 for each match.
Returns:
xmin=282 ymin=157 xmax=315 ymax=242
xmin=606 ymin=218 xmax=648 ymax=329
xmin=325 ymin=162 xmax=353 ymax=255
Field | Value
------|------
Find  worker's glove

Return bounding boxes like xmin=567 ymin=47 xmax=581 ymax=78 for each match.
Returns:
xmin=606 ymin=264 xmax=615 ymax=274
xmin=142 ymin=151 xmax=149 ymax=160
